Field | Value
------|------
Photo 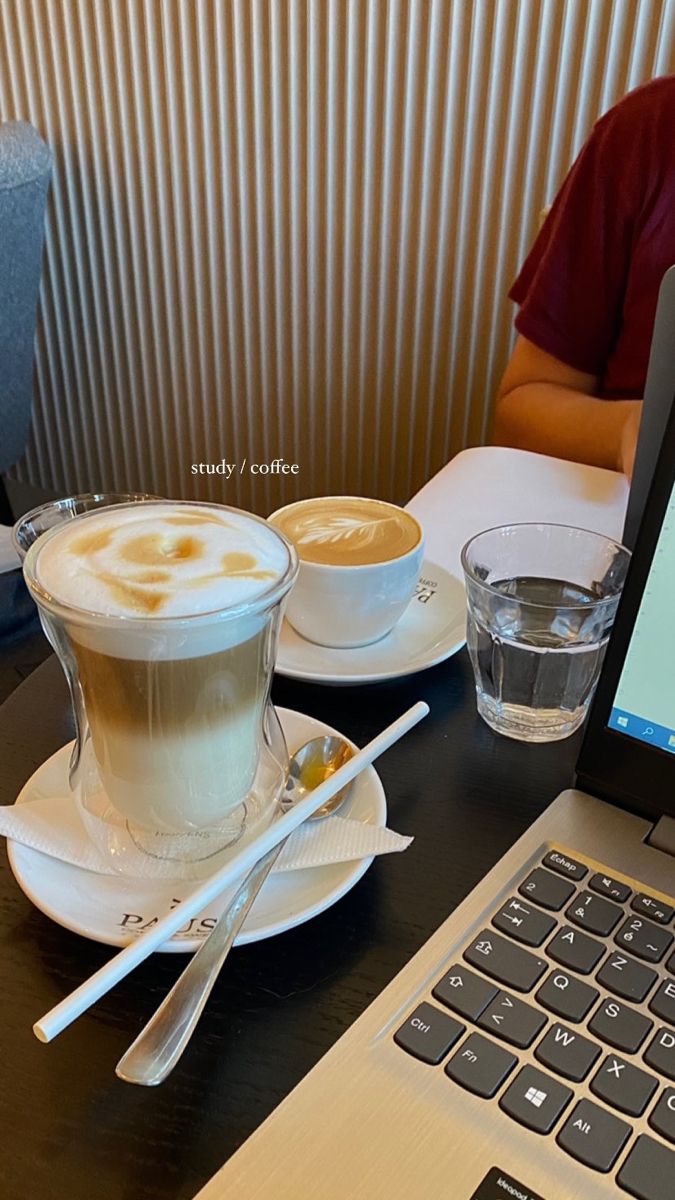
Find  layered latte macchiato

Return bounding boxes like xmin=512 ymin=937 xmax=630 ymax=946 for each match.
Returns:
xmin=29 ymin=503 xmax=295 ymax=836
xmin=270 ymin=496 xmax=421 ymax=566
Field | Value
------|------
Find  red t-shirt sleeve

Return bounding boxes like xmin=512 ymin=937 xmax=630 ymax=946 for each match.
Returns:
xmin=510 ymin=104 xmax=640 ymax=376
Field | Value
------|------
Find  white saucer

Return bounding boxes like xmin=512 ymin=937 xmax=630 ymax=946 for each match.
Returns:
xmin=6 ymin=708 xmax=386 ymax=953
xmin=275 ymin=561 xmax=466 ymax=685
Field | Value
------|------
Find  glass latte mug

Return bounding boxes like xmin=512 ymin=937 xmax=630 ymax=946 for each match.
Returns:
xmin=23 ymin=501 xmax=298 ymax=879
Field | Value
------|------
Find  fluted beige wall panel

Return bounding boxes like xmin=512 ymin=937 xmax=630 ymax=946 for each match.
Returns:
xmin=1 ymin=0 xmax=673 ymax=514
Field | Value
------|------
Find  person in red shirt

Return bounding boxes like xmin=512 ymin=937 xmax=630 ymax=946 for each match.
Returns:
xmin=494 ymin=75 xmax=675 ymax=477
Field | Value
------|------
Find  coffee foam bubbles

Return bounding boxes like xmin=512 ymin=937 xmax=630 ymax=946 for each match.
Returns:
xmin=33 ymin=503 xmax=291 ymax=660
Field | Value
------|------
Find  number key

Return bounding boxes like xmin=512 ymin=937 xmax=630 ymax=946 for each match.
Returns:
xmin=566 ymin=891 xmax=623 ymax=936
xmin=519 ymin=868 xmax=576 ymax=911
xmin=616 ymin=915 xmax=673 ymax=963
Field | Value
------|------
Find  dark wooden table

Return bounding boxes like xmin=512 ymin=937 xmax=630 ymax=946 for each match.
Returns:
xmin=0 ymin=647 xmax=583 ymax=1200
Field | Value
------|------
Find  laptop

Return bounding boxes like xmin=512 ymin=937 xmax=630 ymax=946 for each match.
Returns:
xmin=196 ymin=410 xmax=675 ymax=1198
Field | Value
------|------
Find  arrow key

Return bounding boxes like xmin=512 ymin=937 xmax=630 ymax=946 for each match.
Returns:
xmin=432 ymin=964 xmax=498 ymax=1021
xmin=478 ymin=990 xmax=547 ymax=1048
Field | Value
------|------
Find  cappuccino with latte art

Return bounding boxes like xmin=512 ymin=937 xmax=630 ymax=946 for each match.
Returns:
xmin=271 ymin=496 xmax=421 ymax=566
xmin=269 ymin=496 xmax=424 ymax=648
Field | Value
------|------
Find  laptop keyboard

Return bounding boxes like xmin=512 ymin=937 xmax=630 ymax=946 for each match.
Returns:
xmin=394 ymin=850 xmax=675 ymax=1198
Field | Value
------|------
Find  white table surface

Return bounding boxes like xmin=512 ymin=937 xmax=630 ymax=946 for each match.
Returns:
xmin=406 ymin=446 xmax=629 ymax=579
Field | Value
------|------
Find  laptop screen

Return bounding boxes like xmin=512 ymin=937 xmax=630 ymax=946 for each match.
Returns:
xmin=608 ymin=472 xmax=675 ymax=755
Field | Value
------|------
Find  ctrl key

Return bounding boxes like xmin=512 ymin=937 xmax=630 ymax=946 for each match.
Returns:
xmin=394 ymin=1003 xmax=465 ymax=1065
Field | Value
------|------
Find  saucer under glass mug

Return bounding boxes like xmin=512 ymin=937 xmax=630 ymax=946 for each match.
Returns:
xmin=22 ymin=500 xmax=299 ymax=880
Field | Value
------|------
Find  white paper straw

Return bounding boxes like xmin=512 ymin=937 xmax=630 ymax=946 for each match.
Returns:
xmin=34 ymin=700 xmax=429 ymax=1043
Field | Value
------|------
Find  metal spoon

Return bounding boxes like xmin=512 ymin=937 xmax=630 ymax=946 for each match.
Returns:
xmin=115 ymin=735 xmax=354 ymax=1086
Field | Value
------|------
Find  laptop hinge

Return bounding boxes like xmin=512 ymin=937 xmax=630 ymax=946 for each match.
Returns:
xmin=647 ymin=816 xmax=675 ymax=858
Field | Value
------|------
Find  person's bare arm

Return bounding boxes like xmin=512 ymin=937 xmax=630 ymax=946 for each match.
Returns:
xmin=493 ymin=335 xmax=641 ymax=475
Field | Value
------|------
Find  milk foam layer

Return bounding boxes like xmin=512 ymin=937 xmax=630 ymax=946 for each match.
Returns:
xmin=35 ymin=502 xmax=289 ymax=619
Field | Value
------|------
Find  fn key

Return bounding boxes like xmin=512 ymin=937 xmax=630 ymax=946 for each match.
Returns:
xmin=464 ymin=930 xmax=547 ymax=993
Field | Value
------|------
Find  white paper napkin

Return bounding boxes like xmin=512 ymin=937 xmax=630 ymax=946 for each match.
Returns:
xmin=0 ymin=796 xmax=412 ymax=879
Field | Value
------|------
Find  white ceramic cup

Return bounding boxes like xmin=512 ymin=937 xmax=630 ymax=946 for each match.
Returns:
xmin=268 ymin=496 xmax=425 ymax=648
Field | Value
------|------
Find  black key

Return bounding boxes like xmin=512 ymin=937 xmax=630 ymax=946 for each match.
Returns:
xmin=597 ymin=952 xmax=658 ymax=1003
xmin=616 ymin=915 xmax=673 ymax=963
xmin=617 ymin=1134 xmax=675 ymax=1200
xmin=432 ymin=964 xmax=498 ymax=1021
xmin=519 ymin=868 xmax=576 ymax=911
xmin=493 ymin=897 xmax=556 ymax=947
xmin=394 ymin=1003 xmax=464 ymax=1064
xmin=566 ymin=890 xmax=623 ymax=936
xmin=588 ymin=997 xmax=653 ymax=1054
xmin=477 ymin=990 xmax=547 ymax=1048
xmin=649 ymin=1087 xmax=675 ymax=1144
xmin=547 ymin=924 xmax=605 ymax=975
xmin=649 ymin=978 xmax=675 ymax=1026
xmin=589 ymin=871 xmax=632 ymax=903
xmin=463 ymin=930 xmax=546 ymax=993
xmin=543 ymin=850 xmax=587 ymax=881
xmin=644 ymin=1027 xmax=675 ymax=1080
xmin=557 ymin=1098 xmax=631 ymax=1172
xmin=590 ymin=1054 xmax=658 ymax=1116
xmin=536 ymin=969 xmax=598 ymax=1023
xmin=632 ymin=893 xmax=674 ymax=925
xmin=444 ymin=1032 xmax=516 ymax=1098
xmin=535 ymin=1022 xmax=601 ymax=1081
xmin=499 ymin=1064 xmax=572 ymax=1134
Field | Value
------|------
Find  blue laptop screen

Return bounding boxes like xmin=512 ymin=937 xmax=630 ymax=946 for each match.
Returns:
xmin=609 ymin=474 xmax=675 ymax=754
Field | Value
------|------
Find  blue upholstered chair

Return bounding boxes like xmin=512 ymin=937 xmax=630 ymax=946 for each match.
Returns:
xmin=0 ymin=121 xmax=52 ymax=525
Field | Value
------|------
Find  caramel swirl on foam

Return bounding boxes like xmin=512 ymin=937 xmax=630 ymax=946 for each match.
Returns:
xmin=35 ymin=503 xmax=288 ymax=618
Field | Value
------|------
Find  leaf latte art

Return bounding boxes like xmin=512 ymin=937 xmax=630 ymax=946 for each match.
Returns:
xmin=270 ymin=497 xmax=421 ymax=566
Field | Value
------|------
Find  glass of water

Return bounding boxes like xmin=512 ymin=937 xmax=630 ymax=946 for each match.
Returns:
xmin=461 ymin=523 xmax=631 ymax=743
